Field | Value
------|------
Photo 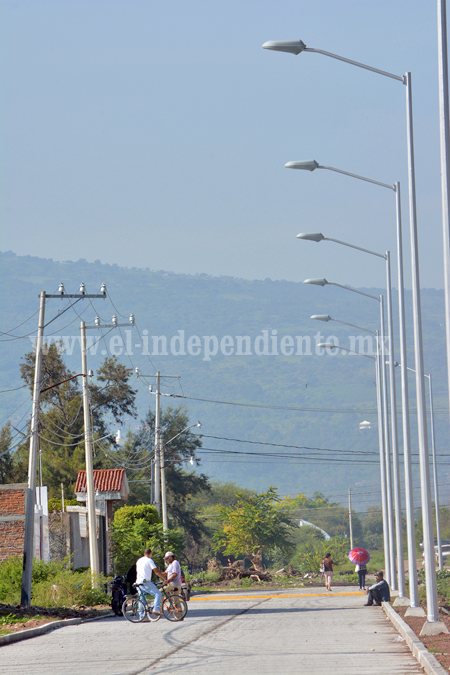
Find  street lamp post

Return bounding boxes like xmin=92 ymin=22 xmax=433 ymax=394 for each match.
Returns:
xmin=300 ymin=232 xmax=405 ymax=597
xmin=306 ymin=279 xmax=395 ymax=587
xmin=437 ymin=0 xmax=450 ymax=439
xmin=262 ymin=37 xmax=442 ymax=631
xmin=292 ymin=159 xmax=419 ymax=607
xmin=313 ymin=316 xmax=390 ymax=583
xmin=404 ymin=367 xmax=444 ymax=571
xmin=427 ymin=373 xmax=444 ymax=571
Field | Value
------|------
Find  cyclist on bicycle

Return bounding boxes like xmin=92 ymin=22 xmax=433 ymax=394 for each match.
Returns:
xmin=163 ymin=551 xmax=182 ymax=596
xmin=135 ymin=547 xmax=166 ymax=617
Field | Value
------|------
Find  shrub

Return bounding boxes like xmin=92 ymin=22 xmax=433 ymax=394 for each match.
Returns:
xmin=32 ymin=569 xmax=109 ymax=607
xmin=290 ymin=537 xmax=350 ymax=574
xmin=0 ymin=555 xmax=108 ymax=607
xmin=111 ymin=504 xmax=181 ymax=572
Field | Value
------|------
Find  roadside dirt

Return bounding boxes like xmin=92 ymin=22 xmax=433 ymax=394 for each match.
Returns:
xmin=394 ymin=604 xmax=450 ymax=672
xmin=0 ymin=603 xmax=111 ymax=634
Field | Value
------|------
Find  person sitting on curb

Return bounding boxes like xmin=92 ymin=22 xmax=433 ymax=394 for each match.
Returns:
xmin=364 ymin=570 xmax=390 ymax=606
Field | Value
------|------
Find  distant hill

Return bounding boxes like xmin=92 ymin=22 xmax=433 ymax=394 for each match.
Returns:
xmin=1 ymin=251 xmax=448 ymax=508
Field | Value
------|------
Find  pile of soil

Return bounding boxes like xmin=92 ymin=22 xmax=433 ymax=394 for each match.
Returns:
xmin=0 ymin=603 xmax=111 ymax=634
xmin=394 ymin=604 xmax=450 ymax=672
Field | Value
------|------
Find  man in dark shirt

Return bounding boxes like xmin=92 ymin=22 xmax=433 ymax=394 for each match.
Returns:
xmin=364 ymin=571 xmax=390 ymax=606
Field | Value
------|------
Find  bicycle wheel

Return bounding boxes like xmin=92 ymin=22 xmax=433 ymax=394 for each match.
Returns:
xmin=162 ymin=594 xmax=187 ymax=621
xmin=122 ymin=597 xmax=146 ymax=623
xmin=147 ymin=604 xmax=161 ymax=622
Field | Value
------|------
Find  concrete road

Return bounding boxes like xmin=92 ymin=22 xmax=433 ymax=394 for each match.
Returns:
xmin=1 ymin=588 xmax=421 ymax=674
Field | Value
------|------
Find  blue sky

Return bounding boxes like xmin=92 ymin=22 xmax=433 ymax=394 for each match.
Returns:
xmin=0 ymin=0 xmax=445 ymax=289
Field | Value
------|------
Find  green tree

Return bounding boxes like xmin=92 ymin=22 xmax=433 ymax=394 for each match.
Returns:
xmin=214 ymin=487 xmax=295 ymax=571
xmin=361 ymin=506 xmax=384 ymax=549
xmin=14 ymin=343 xmax=137 ymax=497
xmin=111 ymin=504 xmax=181 ymax=573
xmin=114 ymin=406 xmax=210 ymax=542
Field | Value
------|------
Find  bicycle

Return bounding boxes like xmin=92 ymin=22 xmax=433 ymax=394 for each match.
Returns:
xmin=122 ymin=582 xmax=187 ymax=623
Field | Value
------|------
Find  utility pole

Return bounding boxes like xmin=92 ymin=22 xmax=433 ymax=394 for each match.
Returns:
xmin=82 ymin=312 xmax=134 ymax=582
xmin=160 ymin=425 xmax=168 ymax=531
xmin=21 ymin=291 xmax=45 ymax=606
xmin=348 ymin=488 xmax=353 ymax=550
xmin=21 ymin=283 xmax=107 ymax=605
xmin=154 ymin=372 xmax=161 ymax=516
xmin=80 ymin=321 xmax=100 ymax=582
xmin=134 ymin=369 xmax=180 ymax=522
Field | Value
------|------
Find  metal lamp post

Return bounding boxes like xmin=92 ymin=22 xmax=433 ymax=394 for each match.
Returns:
xmin=290 ymin=158 xmax=418 ymax=607
xmin=300 ymin=232 xmax=405 ymax=597
xmin=305 ymin=278 xmax=396 ymax=587
xmin=262 ymin=37 xmax=442 ymax=631
xmin=403 ymin=366 xmax=444 ymax=571
xmin=437 ymin=0 xmax=450 ymax=442
xmin=312 ymin=316 xmax=391 ymax=585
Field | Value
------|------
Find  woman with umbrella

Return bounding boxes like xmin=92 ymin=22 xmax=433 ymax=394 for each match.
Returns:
xmin=349 ymin=547 xmax=370 ymax=590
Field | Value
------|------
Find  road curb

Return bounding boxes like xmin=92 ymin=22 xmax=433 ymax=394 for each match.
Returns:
xmin=0 ymin=612 xmax=114 ymax=646
xmin=382 ymin=601 xmax=448 ymax=675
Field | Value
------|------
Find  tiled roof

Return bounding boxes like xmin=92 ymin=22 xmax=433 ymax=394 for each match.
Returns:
xmin=75 ymin=468 xmax=126 ymax=493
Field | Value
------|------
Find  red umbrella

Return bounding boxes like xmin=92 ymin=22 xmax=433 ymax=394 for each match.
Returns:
xmin=349 ymin=547 xmax=370 ymax=565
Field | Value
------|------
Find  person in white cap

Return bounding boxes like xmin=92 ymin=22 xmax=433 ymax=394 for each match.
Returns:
xmin=163 ymin=551 xmax=182 ymax=596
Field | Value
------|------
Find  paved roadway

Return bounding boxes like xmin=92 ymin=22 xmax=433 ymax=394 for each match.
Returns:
xmin=1 ymin=587 xmax=422 ymax=674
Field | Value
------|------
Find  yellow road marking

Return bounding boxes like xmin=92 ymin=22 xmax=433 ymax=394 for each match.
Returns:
xmin=190 ymin=592 xmax=365 ymax=601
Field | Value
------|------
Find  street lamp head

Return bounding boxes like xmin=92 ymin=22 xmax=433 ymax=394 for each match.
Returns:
xmin=88 ymin=369 xmax=94 ymax=378
xmin=262 ymin=39 xmax=306 ymax=55
xmin=285 ymin=160 xmax=319 ymax=171
xmin=311 ymin=314 xmax=332 ymax=322
xmin=304 ymin=278 xmax=328 ymax=286
xmin=297 ymin=232 xmax=325 ymax=242
xmin=196 ymin=421 xmax=202 ymax=428
xmin=317 ymin=343 xmax=337 ymax=349
xmin=189 ymin=456 xmax=194 ymax=466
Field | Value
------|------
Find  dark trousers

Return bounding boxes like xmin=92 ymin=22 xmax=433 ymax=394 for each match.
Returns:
xmin=358 ymin=570 xmax=366 ymax=588
xmin=366 ymin=588 xmax=383 ymax=605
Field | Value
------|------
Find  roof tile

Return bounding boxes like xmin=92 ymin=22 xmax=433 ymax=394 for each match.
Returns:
xmin=75 ymin=468 xmax=126 ymax=493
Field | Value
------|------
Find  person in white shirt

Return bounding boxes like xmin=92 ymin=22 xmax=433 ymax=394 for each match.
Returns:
xmin=135 ymin=548 xmax=165 ymax=616
xmin=163 ymin=551 xmax=182 ymax=595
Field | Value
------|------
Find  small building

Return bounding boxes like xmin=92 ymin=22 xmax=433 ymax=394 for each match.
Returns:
xmin=73 ymin=468 xmax=129 ymax=574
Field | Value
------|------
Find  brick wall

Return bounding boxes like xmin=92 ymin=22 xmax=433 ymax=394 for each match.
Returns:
xmin=0 ymin=483 xmax=27 ymax=561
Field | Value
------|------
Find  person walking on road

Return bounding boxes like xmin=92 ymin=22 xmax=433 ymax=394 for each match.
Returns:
xmin=364 ymin=571 xmax=390 ymax=606
xmin=356 ymin=562 xmax=367 ymax=590
xmin=322 ymin=552 xmax=334 ymax=591
xmin=136 ymin=548 xmax=166 ymax=618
